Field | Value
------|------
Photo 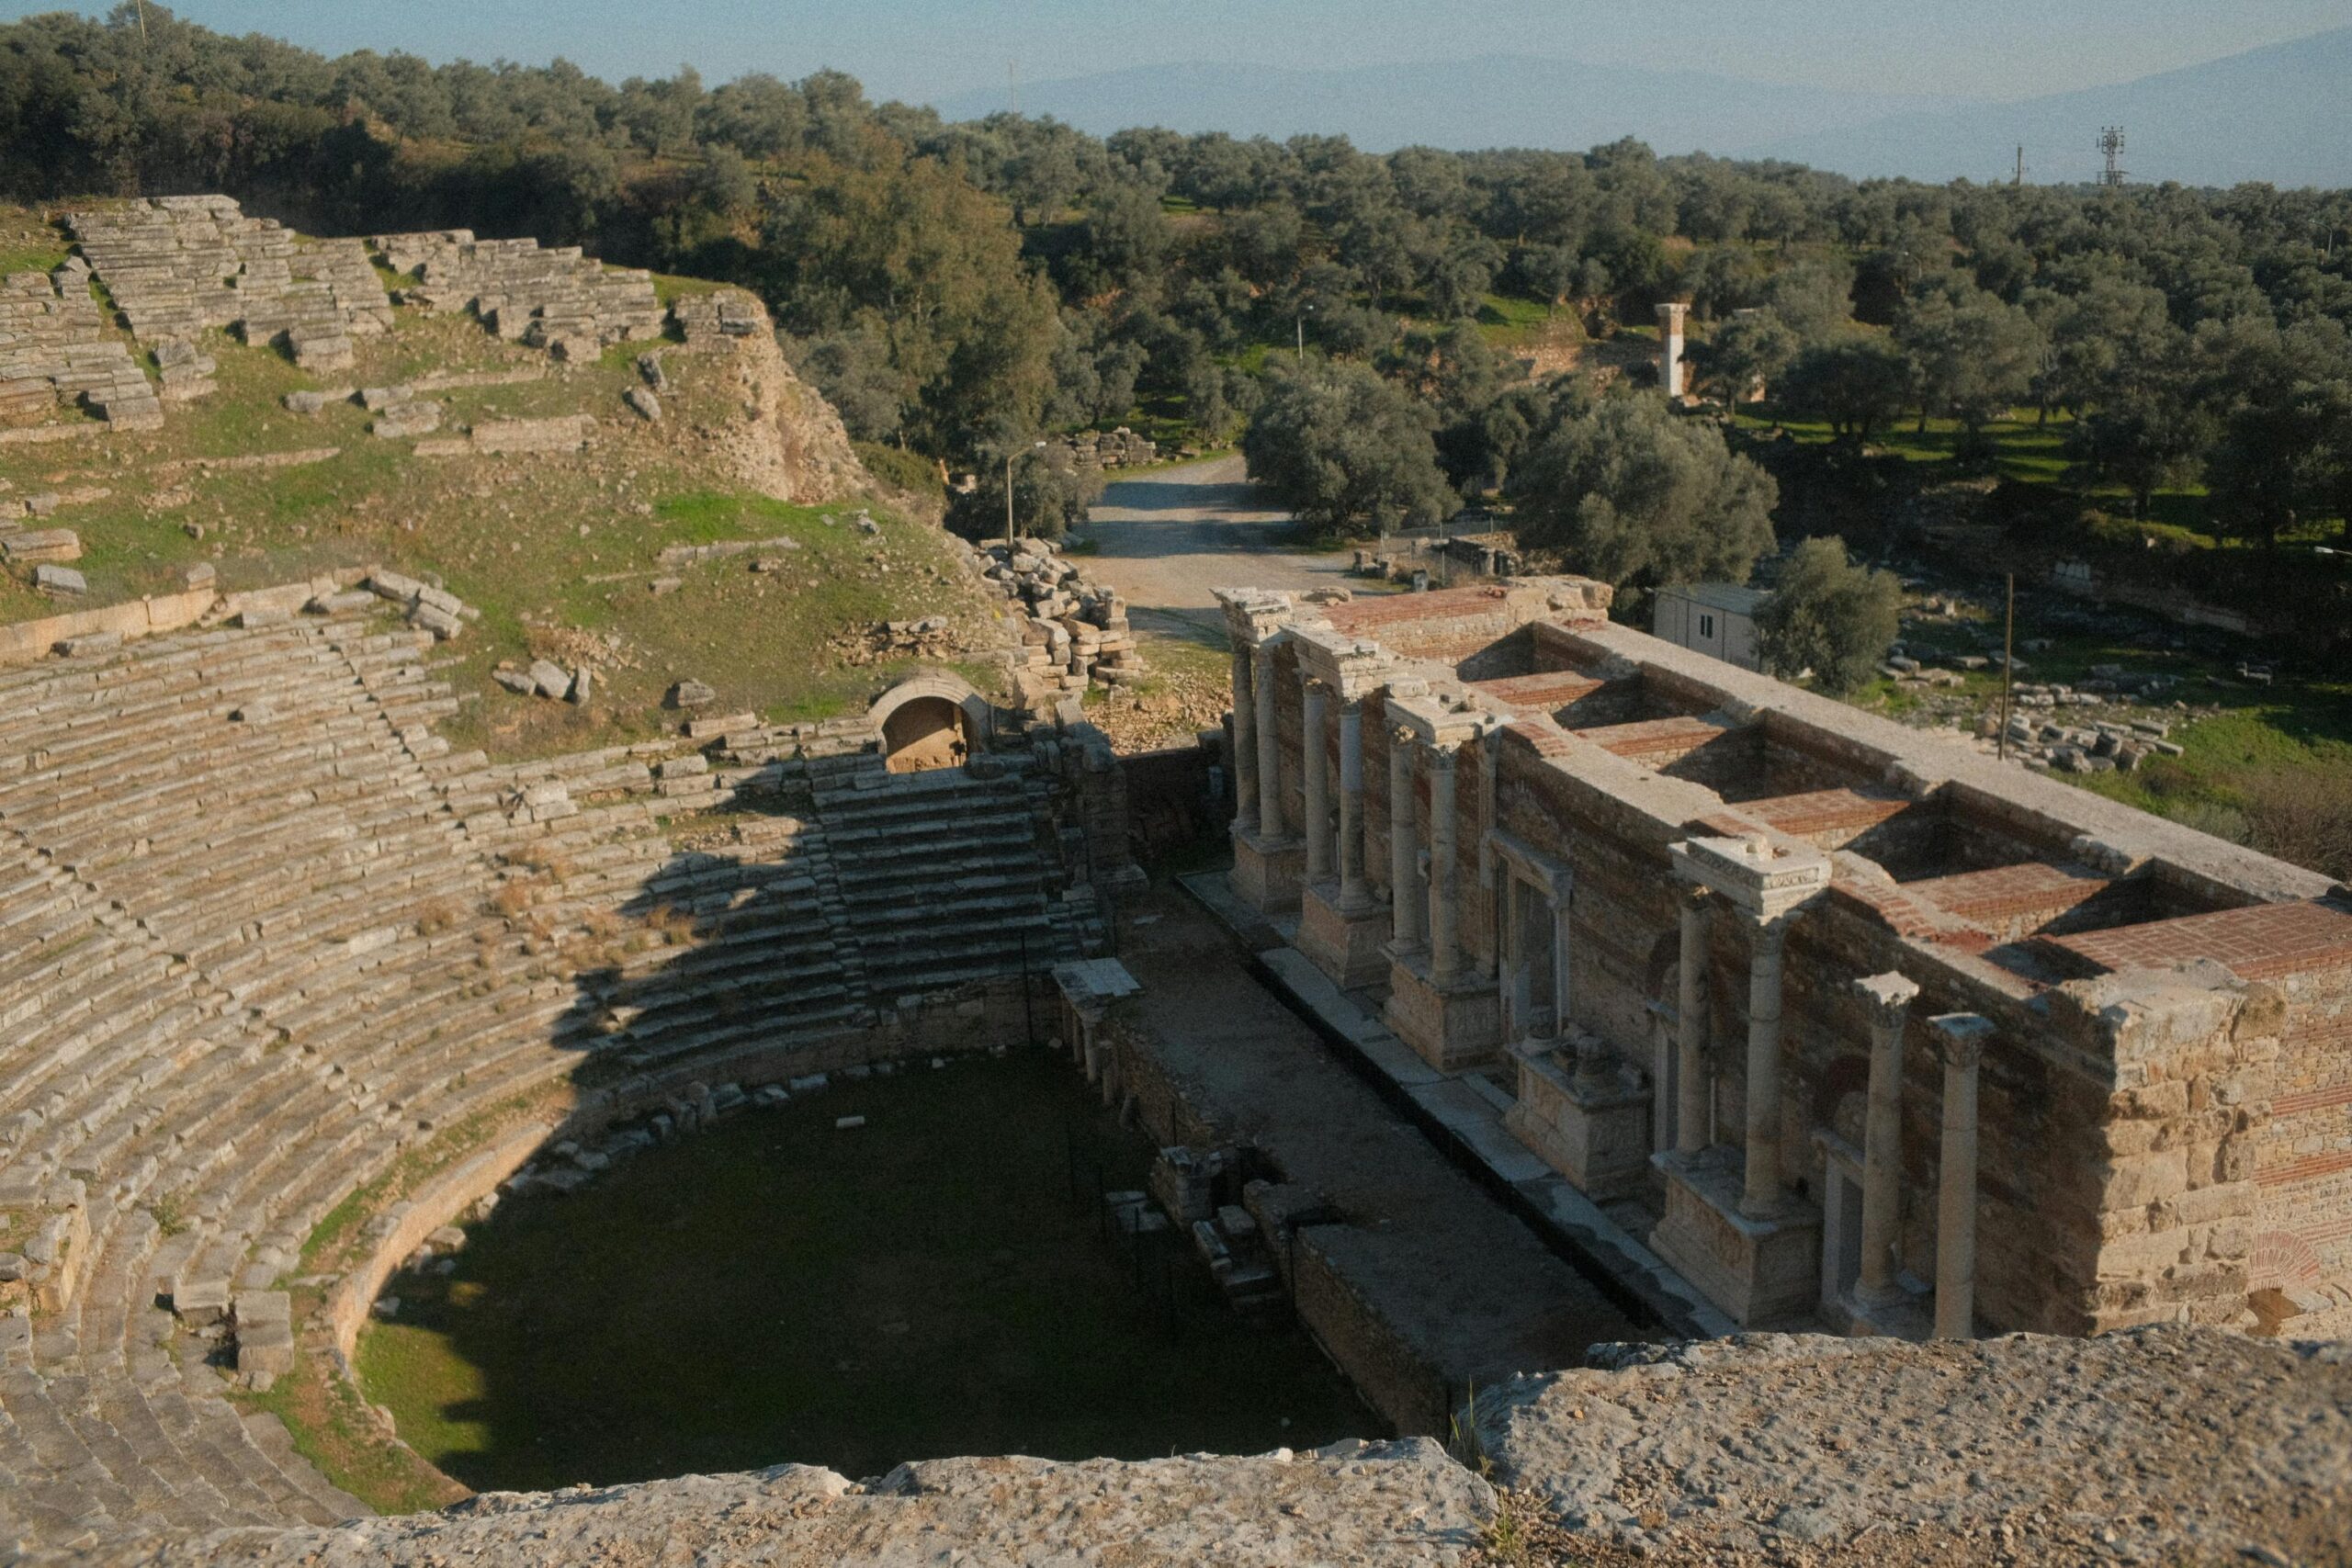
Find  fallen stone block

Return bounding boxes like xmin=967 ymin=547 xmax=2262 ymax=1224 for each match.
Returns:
xmin=3 ymin=528 xmax=82 ymax=565
xmin=527 ymin=659 xmax=571 ymax=699
xmin=666 ymin=678 xmax=716 ymax=709
xmin=33 ymin=564 xmax=86 ymax=595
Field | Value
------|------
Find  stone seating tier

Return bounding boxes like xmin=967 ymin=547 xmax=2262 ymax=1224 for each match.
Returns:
xmin=64 ymin=199 xmax=391 ymax=374
xmin=0 ymin=618 xmax=1102 ymax=1545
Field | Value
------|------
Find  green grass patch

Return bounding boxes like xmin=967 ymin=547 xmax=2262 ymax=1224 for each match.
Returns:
xmin=357 ymin=1047 xmax=1375 ymax=1489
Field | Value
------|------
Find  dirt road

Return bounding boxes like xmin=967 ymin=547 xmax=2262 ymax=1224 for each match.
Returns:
xmin=1075 ymin=455 xmax=1350 ymax=639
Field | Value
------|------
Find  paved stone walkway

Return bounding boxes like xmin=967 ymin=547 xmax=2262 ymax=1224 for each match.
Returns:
xmin=1116 ymin=886 xmax=1647 ymax=1407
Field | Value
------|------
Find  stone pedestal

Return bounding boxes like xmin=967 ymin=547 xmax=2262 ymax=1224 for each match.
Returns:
xmin=1838 ymin=1280 xmax=1934 ymax=1341
xmin=1229 ymin=827 xmax=1305 ymax=913
xmin=1383 ymin=953 xmax=1500 ymax=1072
xmin=1648 ymin=1145 xmax=1822 ymax=1328
xmin=1505 ymin=1037 xmax=1652 ymax=1200
xmin=1297 ymin=881 xmax=1392 ymax=989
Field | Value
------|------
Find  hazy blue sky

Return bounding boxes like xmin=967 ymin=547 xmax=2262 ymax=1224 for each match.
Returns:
xmin=7 ymin=0 xmax=2350 ymax=104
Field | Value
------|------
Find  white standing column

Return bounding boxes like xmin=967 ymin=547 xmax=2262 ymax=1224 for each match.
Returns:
xmin=1230 ymin=647 xmax=1259 ymax=835
xmin=1337 ymin=701 xmax=1371 ymax=909
xmin=1301 ymin=678 xmax=1331 ymax=883
xmin=1674 ymin=886 xmax=1713 ymax=1155
xmin=1253 ymin=643 xmax=1283 ymax=839
xmin=1387 ymin=731 xmax=1421 ymax=951
xmin=1427 ymin=747 xmax=1462 ymax=986
xmin=1852 ymin=972 xmax=1922 ymax=1308
xmin=1737 ymin=910 xmax=1793 ymax=1218
xmin=1930 ymin=1013 xmax=1992 ymax=1339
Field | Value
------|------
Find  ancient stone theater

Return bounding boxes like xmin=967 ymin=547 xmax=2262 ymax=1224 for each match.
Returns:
xmin=1218 ymin=578 xmax=2352 ymax=1342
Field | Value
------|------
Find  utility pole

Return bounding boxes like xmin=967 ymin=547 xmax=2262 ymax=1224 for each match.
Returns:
xmin=1004 ymin=441 xmax=1045 ymax=548
xmin=2014 ymin=145 xmax=2025 ymax=187
xmin=1997 ymin=573 xmax=2016 ymax=761
xmin=1008 ymin=60 xmax=1019 ymax=116
xmin=134 ymin=0 xmax=148 ymax=42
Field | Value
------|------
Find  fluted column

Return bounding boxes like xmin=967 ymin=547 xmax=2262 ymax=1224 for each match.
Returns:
xmin=1253 ymin=644 xmax=1283 ymax=839
xmin=1387 ymin=731 xmax=1421 ymax=951
xmin=1852 ymin=972 xmax=1922 ymax=1307
xmin=1230 ymin=647 xmax=1258 ymax=835
xmin=1931 ymin=1013 xmax=1992 ymax=1339
xmin=1336 ymin=701 xmax=1371 ymax=910
xmin=1301 ymin=679 xmax=1331 ymax=883
xmin=1674 ymin=886 xmax=1712 ymax=1155
xmin=1737 ymin=910 xmax=1793 ymax=1219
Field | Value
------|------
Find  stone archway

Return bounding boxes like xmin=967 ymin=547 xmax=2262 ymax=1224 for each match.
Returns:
xmin=870 ymin=674 xmax=992 ymax=775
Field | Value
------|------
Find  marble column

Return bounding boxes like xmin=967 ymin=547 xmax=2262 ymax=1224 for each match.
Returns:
xmin=1931 ymin=1013 xmax=1992 ymax=1339
xmin=1387 ymin=732 xmax=1421 ymax=951
xmin=1852 ymin=971 xmax=1922 ymax=1308
xmin=1254 ymin=643 xmax=1283 ymax=839
xmin=1230 ymin=647 xmax=1258 ymax=835
xmin=1427 ymin=748 xmax=1462 ymax=986
xmin=1301 ymin=679 xmax=1331 ymax=883
xmin=1674 ymin=886 xmax=1712 ymax=1156
xmin=1336 ymin=701 xmax=1372 ymax=910
xmin=1737 ymin=910 xmax=1792 ymax=1219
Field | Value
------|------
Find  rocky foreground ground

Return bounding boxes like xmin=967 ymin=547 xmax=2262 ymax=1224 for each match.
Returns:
xmin=38 ymin=1326 xmax=2347 ymax=1567
xmin=1476 ymin=1325 xmax=2352 ymax=1567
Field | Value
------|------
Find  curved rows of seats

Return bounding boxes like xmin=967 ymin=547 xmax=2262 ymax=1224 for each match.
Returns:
xmin=0 ymin=617 xmax=1094 ymax=1550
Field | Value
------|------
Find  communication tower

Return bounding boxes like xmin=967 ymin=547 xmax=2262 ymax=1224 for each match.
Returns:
xmin=2097 ymin=126 xmax=2127 ymax=187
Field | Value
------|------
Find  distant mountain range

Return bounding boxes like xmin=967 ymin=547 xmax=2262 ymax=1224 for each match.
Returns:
xmin=932 ymin=28 xmax=2352 ymax=189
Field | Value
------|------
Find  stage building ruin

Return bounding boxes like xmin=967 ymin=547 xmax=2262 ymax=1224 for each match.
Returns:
xmin=1218 ymin=579 xmax=2352 ymax=1340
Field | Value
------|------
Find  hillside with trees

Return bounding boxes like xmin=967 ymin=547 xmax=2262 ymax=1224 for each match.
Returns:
xmin=3 ymin=5 xmax=2347 ymax=626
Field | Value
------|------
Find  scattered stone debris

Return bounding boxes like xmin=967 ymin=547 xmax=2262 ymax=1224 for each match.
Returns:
xmin=967 ymin=538 xmax=1144 ymax=711
xmin=365 ymin=567 xmax=477 ymax=641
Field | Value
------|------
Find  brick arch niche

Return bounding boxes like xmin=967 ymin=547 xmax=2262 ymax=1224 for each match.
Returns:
xmin=871 ymin=673 xmax=993 ymax=775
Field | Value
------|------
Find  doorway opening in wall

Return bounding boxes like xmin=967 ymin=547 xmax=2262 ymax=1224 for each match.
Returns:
xmin=881 ymin=694 xmax=972 ymax=773
xmin=355 ymin=1046 xmax=1374 ymax=1493
xmin=1820 ymin=1156 xmax=1865 ymax=1312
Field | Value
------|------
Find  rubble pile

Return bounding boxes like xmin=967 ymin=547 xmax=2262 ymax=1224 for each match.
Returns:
xmin=971 ymin=538 xmax=1143 ymax=710
xmin=1048 ymin=426 xmax=1159 ymax=469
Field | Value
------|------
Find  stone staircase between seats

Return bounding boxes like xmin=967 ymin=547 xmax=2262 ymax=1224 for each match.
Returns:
xmin=0 ymin=619 xmax=1102 ymax=1549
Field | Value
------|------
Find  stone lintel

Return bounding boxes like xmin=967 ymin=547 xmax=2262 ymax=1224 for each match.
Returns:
xmin=1213 ymin=587 xmax=1295 ymax=647
xmin=1852 ymin=970 xmax=1922 ymax=1023
xmin=1385 ymin=691 xmax=1488 ymax=750
xmin=1487 ymin=827 xmax=1573 ymax=905
xmin=1286 ymin=622 xmax=1393 ymax=699
xmin=1928 ymin=1011 xmax=1996 ymax=1067
xmin=1669 ymin=833 xmax=1831 ymax=920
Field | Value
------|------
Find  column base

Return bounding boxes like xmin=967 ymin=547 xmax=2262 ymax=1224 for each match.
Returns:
xmin=1836 ymin=1280 xmax=1934 ymax=1340
xmin=1383 ymin=953 xmax=1500 ymax=1072
xmin=1296 ymin=881 xmax=1392 ymax=989
xmin=1228 ymin=827 xmax=1306 ymax=914
xmin=1647 ymin=1146 xmax=1821 ymax=1328
xmin=1503 ymin=1036 xmax=1653 ymax=1201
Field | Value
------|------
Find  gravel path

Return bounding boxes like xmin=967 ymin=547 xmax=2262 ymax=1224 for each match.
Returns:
xmin=1076 ymin=455 xmax=1351 ymax=641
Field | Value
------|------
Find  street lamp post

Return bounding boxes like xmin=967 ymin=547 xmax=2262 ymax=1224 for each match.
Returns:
xmin=1295 ymin=302 xmax=1315 ymax=364
xmin=1006 ymin=440 xmax=1046 ymax=548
